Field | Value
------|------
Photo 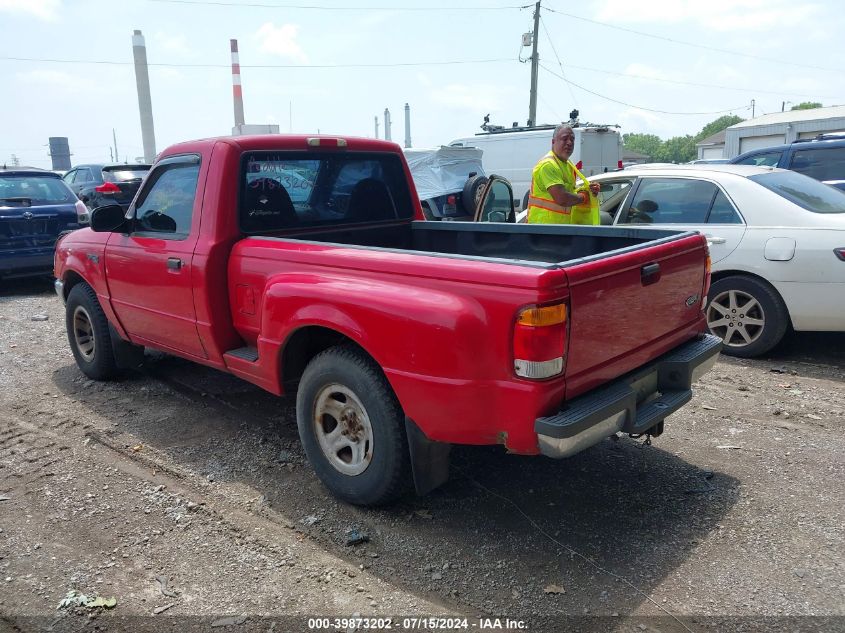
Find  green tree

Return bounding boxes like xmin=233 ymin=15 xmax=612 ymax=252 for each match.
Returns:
xmin=791 ymin=101 xmax=823 ymax=111
xmin=622 ymin=133 xmax=662 ymax=160
xmin=696 ymin=115 xmax=744 ymax=142
xmin=656 ymin=135 xmax=697 ymax=163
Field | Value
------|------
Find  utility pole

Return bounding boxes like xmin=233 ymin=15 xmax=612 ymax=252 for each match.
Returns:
xmin=527 ymin=0 xmax=541 ymax=127
xmin=374 ymin=116 xmax=380 ymax=139
xmin=112 ymin=128 xmax=119 ymax=164
xmin=751 ymin=99 xmax=756 ymax=118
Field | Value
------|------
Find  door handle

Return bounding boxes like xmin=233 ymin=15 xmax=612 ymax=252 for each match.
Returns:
xmin=167 ymin=257 xmax=183 ymax=270
xmin=641 ymin=262 xmax=661 ymax=285
xmin=706 ymin=235 xmax=727 ymax=244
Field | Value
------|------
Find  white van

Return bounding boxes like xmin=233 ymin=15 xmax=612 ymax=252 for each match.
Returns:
xmin=449 ymin=124 xmax=623 ymax=209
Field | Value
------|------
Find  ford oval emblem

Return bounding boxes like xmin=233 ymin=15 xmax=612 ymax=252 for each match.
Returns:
xmin=685 ymin=294 xmax=700 ymax=307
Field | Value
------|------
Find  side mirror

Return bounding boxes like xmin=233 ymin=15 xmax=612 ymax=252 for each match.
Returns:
xmin=90 ymin=204 xmax=128 ymax=232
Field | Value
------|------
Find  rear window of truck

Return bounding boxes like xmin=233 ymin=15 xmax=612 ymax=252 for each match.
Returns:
xmin=239 ymin=151 xmax=414 ymax=233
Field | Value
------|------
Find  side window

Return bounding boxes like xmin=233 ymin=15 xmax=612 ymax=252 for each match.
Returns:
xmin=790 ymin=147 xmax=845 ymax=182
xmin=134 ymin=161 xmax=200 ymax=237
xmin=620 ymin=178 xmax=717 ymax=224
xmin=734 ymin=151 xmax=782 ymax=167
xmin=73 ymin=168 xmax=92 ymax=184
xmin=62 ymin=170 xmax=75 ymax=184
xmin=597 ymin=179 xmax=633 ymax=224
xmin=707 ymin=190 xmax=743 ymax=224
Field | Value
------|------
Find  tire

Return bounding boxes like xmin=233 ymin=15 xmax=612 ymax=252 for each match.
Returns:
xmin=66 ymin=282 xmax=119 ymax=380
xmin=461 ymin=175 xmax=489 ymax=214
xmin=705 ymin=276 xmax=789 ymax=358
xmin=295 ymin=346 xmax=412 ymax=506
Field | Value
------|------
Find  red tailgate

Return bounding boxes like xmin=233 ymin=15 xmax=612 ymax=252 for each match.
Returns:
xmin=563 ymin=233 xmax=708 ymax=399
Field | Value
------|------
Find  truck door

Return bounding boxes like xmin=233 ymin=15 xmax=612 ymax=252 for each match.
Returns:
xmin=104 ymin=154 xmax=207 ymax=358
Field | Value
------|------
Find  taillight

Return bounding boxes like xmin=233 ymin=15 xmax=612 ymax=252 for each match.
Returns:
xmin=617 ymin=160 xmax=624 ymax=169
xmin=95 ymin=181 xmax=120 ymax=194
xmin=702 ymin=250 xmax=712 ymax=309
xmin=835 ymin=247 xmax=845 ymax=261
xmin=513 ymin=303 xmax=568 ymax=380
xmin=74 ymin=200 xmax=89 ymax=224
xmin=446 ymin=195 xmax=456 ymax=206
xmin=575 ymin=160 xmax=583 ymax=170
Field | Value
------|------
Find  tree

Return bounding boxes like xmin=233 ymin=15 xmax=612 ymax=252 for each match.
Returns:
xmin=791 ymin=102 xmax=823 ymax=111
xmin=696 ymin=115 xmax=744 ymax=142
xmin=622 ymin=133 xmax=662 ymax=160
xmin=656 ymin=135 xmax=697 ymax=163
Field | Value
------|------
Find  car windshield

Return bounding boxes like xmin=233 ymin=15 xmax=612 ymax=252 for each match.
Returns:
xmin=749 ymin=171 xmax=845 ymax=214
xmin=0 ymin=175 xmax=75 ymax=205
xmin=103 ymin=168 xmax=150 ymax=182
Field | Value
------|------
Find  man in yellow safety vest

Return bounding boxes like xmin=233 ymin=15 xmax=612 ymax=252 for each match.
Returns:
xmin=527 ymin=124 xmax=600 ymax=224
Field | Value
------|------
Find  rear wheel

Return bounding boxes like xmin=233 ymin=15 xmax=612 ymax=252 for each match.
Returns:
xmin=706 ymin=276 xmax=789 ymax=358
xmin=296 ymin=346 xmax=411 ymax=506
xmin=66 ymin=282 xmax=118 ymax=380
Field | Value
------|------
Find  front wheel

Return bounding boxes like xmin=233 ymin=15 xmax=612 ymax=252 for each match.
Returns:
xmin=706 ymin=276 xmax=789 ymax=358
xmin=65 ymin=282 xmax=118 ymax=380
xmin=296 ymin=346 xmax=411 ymax=506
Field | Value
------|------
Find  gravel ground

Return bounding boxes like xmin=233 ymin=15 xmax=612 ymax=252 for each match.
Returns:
xmin=0 ymin=278 xmax=843 ymax=633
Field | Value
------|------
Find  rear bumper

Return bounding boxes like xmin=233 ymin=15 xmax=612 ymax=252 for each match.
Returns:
xmin=535 ymin=333 xmax=722 ymax=458
xmin=0 ymin=251 xmax=54 ymax=278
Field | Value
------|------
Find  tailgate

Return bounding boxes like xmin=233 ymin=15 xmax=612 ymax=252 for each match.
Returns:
xmin=563 ymin=232 xmax=708 ymax=398
xmin=0 ymin=202 xmax=77 ymax=249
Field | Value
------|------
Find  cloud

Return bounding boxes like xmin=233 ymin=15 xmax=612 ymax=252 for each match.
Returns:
xmin=429 ymin=84 xmax=509 ymax=112
xmin=0 ymin=0 xmax=60 ymax=20
xmin=255 ymin=22 xmax=307 ymax=63
xmin=593 ymin=0 xmax=820 ymax=33
xmin=153 ymin=32 xmax=192 ymax=57
xmin=16 ymin=69 xmax=80 ymax=93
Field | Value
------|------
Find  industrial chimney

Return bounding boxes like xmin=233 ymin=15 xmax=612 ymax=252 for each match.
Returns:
xmin=404 ymin=103 xmax=411 ymax=148
xmin=231 ymin=39 xmax=245 ymax=129
xmin=48 ymin=137 xmax=71 ymax=171
xmin=384 ymin=108 xmax=392 ymax=142
xmin=132 ymin=30 xmax=157 ymax=163
xmin=374 ymin=116 xmax=379 ymax=139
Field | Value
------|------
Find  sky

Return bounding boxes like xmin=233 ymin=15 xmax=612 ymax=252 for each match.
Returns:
xmin=1 ymin=0 xmax=844 ymax=168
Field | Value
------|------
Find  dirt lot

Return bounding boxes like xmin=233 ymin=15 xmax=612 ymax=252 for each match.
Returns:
xmin=1 ymin=278 xmax=844 ymax=633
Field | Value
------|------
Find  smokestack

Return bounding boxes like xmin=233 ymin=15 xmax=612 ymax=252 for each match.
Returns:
xmin=384 ymin=108 xmax=392 ymax=142
xmin=404 ymin=103 xmax=411 ymax=148
xmin=374 ymin=116 xmax=379 ymax=139
xmin=231 ymin=39 xmax=245 ymax=129
xmin=132 ymin=30 xmax=157 ymax=163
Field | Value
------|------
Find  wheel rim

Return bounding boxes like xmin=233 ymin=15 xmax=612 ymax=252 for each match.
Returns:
xmin=72 ymin=305 xmax=96 ymax=362
xmin=706 ymin=288 xmax=766 ymax=348
xmin=312 ymin=383 xmax=373 ymax=476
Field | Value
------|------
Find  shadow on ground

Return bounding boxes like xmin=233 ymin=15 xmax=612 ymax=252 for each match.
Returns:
xmin=53 ymin=353 xmax=739 ymax=630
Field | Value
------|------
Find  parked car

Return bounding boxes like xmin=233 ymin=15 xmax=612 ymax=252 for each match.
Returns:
xmin=62 ymin=163 xmax=151 ymax=212
xmin=404 ymin=146 xmax=490 ymax=220
xmin=588 ymin=164 xmax=845 ymax=357
xmin=54 ymin=134 xmax=718 ymax=505
xmin=688 ymin=158 xmax=730 ymax=165
xmin=0 ymin=167 xmax=85 ymax=279
xmin=729 ymin=133 xmax=845 ymax=191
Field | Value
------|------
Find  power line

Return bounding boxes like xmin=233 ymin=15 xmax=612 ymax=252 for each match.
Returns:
xmin=540 ymin=63 xmax=750 ymax=116
xmin=539 ymin=14 xmax=577 ymax=107
xmin=542 ymin=6 xmax=845 ymax=75
xmin=562 ymin=62 xmax=834 ymax=100
xmin=0 ymin=55 xmax=515 ymax=69
xmin=149 ymin=0 xmax=527 ymax=10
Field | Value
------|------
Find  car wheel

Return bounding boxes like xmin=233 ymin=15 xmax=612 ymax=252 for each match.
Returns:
xmin=462 ymin=175 xmax=489 ymax=214
xmin=66 ymin=282 xmax=119 ymax=380
xmin=706 ymin=276 xmax=789 ymax=358
xmin=296 ymin=346 xmax=412 ymax=506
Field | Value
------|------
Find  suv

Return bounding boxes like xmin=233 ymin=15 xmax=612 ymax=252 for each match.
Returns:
xmin=730 ymin=134 xmax=845 ymax=191
xmin=62 ymin=163 xmax=151 ymax=212
xmin=1 ymin=167 xmax=85 ymax=279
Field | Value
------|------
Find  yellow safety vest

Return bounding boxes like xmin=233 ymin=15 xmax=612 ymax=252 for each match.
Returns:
xmin=527 ymin=152 xmax=576 ymax=225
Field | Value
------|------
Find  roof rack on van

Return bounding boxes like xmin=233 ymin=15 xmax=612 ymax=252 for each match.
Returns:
xmin=793 ymin=132 xmax=845 ymax=144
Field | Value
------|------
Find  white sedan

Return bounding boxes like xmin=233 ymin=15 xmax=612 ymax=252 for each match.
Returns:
xmin=590 ymin=164 xmax=845 ymax=357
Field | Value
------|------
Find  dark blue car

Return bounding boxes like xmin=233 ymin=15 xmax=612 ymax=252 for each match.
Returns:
xmin=0 ymin=167 xmax=84 ymax=280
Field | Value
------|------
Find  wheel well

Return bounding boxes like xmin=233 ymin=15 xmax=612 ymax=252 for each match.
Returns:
xmin=62 ymin=271 xmax=86 ymax=300
xmin=708 ymin=269 xmax=793 ymax=329
xmin=281 ymin=326 xmax=369 ymax=393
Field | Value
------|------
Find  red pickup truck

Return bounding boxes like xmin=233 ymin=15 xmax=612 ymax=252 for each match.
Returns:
xmin=54 ymin=135 xmax=720 ymax=505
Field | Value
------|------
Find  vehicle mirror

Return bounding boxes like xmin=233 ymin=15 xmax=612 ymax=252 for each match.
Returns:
xmin=599 ymin=183 xmax=614 ymax=193
xmin=90 ymin=204 xmax=128 ymax=232
xmin=474 ymin=177 xmax=514 ymax=222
